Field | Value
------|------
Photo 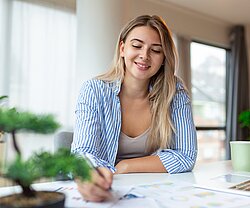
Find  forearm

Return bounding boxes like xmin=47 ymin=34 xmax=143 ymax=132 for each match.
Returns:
xmin=115 ymin=155 xmax=167 ymax=174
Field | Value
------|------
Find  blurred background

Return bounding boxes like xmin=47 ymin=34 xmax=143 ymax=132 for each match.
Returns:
xmin=0 ymin=0 xmax=249 ymax=165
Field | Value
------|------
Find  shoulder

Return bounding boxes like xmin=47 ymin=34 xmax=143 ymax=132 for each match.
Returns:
xmin=80 ymin=79 xmax=117 ymax=93
xmin=175 ymin=77 xmax=187 ymax=91
xmin=172 ymin=79 xmax=191 ymax=107
xmin=78 ymin=79 xmax=120 ymax=102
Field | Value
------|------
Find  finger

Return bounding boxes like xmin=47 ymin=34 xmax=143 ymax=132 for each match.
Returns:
xmin=97 ymin=167 xmax=113 ymax=186
xmin=91 ymin=168 xmax=113 ymax=189
xmin=77 ymin=181 xmax=112 ymax=202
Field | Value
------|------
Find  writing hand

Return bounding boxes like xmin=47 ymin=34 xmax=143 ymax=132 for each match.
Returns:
xmin=76 ymin=167 xmax=113 ymax=202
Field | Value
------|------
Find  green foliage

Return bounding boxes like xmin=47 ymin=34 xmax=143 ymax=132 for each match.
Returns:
xmin=239 ymin=110 xmax=250 ymax=128
xmin=5 ymin=149 xmax=91 ymax=188
xmin=31 ymin=149 xmax=91 ymax=181
xmin=0 ymin=108 xmax=60 ymax=133
xmin=0 ymin=96 xmax=91 ymax=197
xmin=0 ymin=95 xmax=8 ymax=102
xmin=5 ymin=155 xmax=41 ymax=188
xmin=239 ymin=110 xmax=250 ymax=140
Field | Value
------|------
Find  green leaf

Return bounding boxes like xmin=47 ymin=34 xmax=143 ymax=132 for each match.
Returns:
xmin=0 ymin=108 xmax=60 ymax=133
xmin=5 ymin=149 xmax=91 ymax=189
xmin=0 ymin=95 xmax=8 ymax=101
xmin=239 ymin=110 xmax=250 ymax=128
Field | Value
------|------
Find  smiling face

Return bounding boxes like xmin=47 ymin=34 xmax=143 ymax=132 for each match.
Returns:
xmin=120 ymin=26 xmax=165 ymax=83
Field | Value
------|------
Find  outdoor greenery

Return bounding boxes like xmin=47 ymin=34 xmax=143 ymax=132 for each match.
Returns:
xmin=238 ymin=109 xmax=250 ymax=140
xmin=0 ymin=97 xmax=91 ymax=198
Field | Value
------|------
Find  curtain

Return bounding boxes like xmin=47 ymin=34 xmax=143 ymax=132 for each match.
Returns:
xmin=3 ymin=0 xmax=77 ymax=161
xmin=0 ymin=0 xmax=10 ymax=96
xmin=8 ymin=0 xmax=77 ymax=128
xmin=226 ymin=25 xmax=250 ymax=159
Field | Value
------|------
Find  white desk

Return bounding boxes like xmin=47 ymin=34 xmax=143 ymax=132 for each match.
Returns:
xmin=1 ymin=160 xmax=250 ymax=208
xmin=114 ymin=160 xmax=234 ymax=187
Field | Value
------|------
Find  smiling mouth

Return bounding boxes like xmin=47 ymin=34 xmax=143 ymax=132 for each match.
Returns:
xmin=135 ymin=62 xmax=151 ymax=70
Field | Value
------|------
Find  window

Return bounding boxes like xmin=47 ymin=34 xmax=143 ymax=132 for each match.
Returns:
xmin=3 ymin=0 xmax=77 ymax=161
xmin=9 ymin=0 xmax=76 ymax=128
xmin=191 ymin=42 xmax=228 ymax=163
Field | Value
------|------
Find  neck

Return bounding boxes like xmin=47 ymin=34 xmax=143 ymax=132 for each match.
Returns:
xmin=120 ymin=76 xmax=150 ymax=99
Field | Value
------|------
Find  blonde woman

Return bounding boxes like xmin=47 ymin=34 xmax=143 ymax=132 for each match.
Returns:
xmin=72 ymin=15 xmax=197 ymax=202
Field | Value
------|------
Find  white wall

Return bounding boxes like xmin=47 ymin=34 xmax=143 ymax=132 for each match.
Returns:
xmin=76 ymin=0 xmax=124 ymax=92
xmin=124 ymin=0 xmax=231 ymax=48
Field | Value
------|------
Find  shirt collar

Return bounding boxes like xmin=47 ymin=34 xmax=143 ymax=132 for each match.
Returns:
xmin=110 ymin=79 xmax=153 ymax=95
xmin=110 ymin=79 xmax=122 ymax=95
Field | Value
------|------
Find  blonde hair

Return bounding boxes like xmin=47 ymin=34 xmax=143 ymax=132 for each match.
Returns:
xmin=97 ymin=15 xmax=178 ymax=153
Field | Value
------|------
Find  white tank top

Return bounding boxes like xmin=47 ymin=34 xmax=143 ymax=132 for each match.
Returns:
xmin=115 ymin=128 xmax=150 ymax=164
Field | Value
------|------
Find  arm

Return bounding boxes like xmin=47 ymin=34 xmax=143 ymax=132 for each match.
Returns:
xmin=115 ymin=155 xmax=166 ymax=174
xmin=71 ymin=81 xmax=115 ymax=172
xmin=156 ymin=85 xmax=197 ymax=174
xmin=72 ymin=81 xmax=114 ymax=202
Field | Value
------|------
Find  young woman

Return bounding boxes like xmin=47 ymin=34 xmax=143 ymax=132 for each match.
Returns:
xmin=71 ymin=15 xmax=197 ymax=202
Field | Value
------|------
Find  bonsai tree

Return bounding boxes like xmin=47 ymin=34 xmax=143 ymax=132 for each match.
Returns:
xmin=238 ymin=109 xmax=250 ymax=140
xmin=0 ymin=104 xmax=91 ymax=207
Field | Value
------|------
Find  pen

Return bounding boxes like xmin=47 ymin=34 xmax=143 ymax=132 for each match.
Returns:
xmin=83 ymin=155 xmax=112 ymax=190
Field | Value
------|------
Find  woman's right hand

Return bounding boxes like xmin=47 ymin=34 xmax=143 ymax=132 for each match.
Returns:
xmin=76 ymin=167 xmax=113 ymax=202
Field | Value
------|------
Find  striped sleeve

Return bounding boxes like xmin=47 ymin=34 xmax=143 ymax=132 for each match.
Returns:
xmin=156 ymin=83 xmax=197 ymax=174
xmin=71 ymin=81 xmax=115 ymax=172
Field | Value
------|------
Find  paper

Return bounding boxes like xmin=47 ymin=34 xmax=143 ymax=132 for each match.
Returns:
xmin=35 ymin=181 xmax=132 ymax=208
xmin=117 ymin=180 xmax=250 ymax=208
xmin=2 ymin=179 xmax=250 ymax=207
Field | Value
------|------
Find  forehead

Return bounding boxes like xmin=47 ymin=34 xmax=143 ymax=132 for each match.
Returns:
xmin=126 ymin=26 xmax=161 ymax=44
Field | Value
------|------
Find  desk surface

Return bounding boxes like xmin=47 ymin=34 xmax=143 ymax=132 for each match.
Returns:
xmin=1 ymin=160 xmax=250 ymax=208
xmin=0 ymin=160 xmax=232 ymax=188
xmin=113 ymin=160 xmax=234 ymax=186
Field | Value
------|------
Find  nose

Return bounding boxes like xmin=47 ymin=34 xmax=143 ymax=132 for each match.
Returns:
xmin=139 ymin=48 xmax=150 ymax=61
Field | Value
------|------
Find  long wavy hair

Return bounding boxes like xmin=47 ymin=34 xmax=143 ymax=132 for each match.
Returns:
xmin=97 ymin=15 xmax=178 ymax=153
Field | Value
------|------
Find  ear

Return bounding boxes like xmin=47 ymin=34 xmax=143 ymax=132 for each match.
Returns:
xmin=119 ymin=41 xmax=125 ymax=57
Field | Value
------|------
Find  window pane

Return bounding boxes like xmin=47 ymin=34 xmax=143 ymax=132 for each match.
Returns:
xmin=191 ymin=42 xmax=226 ymax=127
xmin=196 ymin=130 xmax=226 ymax=162
xmin=191 ymin=42 xmax=227 ymax=163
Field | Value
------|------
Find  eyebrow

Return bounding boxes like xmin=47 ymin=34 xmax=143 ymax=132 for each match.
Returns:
xmin=130 ymin=38 xmax=162 ymax=47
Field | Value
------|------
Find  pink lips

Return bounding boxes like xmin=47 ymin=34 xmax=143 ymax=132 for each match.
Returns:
xmin=135 ymin=62 xmax=150 ymax=71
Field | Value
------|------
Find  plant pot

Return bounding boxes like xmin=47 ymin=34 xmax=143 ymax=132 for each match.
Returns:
xmin=0 ymin=191 xmax=65 ymax=208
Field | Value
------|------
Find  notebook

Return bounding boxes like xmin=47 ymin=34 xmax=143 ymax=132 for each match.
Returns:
xmin=194 ymin=173 xmax=250 ymax=197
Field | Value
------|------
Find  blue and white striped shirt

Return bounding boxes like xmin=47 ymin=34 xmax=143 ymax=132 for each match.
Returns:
xmin=71 ymin=79 xmax=197 ymax=174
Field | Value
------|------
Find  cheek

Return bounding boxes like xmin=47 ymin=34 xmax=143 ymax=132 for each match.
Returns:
xmin=123 ymin=49 xmax=137 ymax=61
xmin=154 ymin=56 xmax=164 ymax=68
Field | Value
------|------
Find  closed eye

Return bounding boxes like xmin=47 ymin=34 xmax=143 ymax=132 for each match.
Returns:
xmin=151 ymin=49 xmax=161 ymax=53
xmin=132 ymin=45 xmax=142 ymax=49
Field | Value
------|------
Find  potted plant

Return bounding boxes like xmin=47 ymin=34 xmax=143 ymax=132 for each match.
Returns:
xmin=0 ymin=105 xmax=91 ymax=208
xmin=230 ymin=109 xmax=250 ymax=172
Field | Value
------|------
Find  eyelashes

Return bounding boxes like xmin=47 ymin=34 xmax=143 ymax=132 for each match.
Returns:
xmin=132 ymin=45 xmax=141 ymax=49
xmin=132 ymin=45 xmax=162 ymax=53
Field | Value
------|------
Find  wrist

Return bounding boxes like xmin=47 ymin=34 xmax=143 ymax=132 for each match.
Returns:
xmin=116 ymin=160 xmax=129 ymax=174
